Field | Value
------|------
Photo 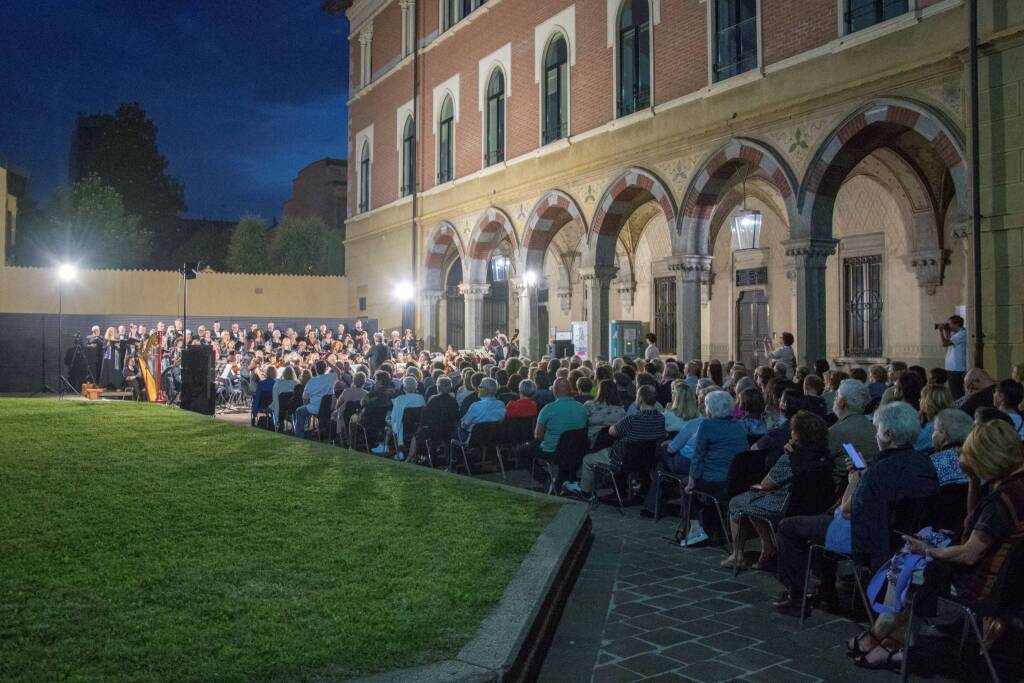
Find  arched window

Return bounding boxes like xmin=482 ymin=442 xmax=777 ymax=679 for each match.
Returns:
xmin=358 ymin=141 xmax=370 ymax=212
xmin=542 ymin=34 xmax=568 ymax=145
xmin=438 ymin=95 xmax=454 ymax=183
xmin=401 ymin=116 xmax=415 ymax=196
xmin=485 ymin=68 xmax=505 ymax=166
xmin=617 ymin=0 xmax=650 ymax=117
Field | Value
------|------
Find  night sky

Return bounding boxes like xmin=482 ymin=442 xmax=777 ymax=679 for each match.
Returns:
xmin=0 ymin=1 xmax=350 ymax=221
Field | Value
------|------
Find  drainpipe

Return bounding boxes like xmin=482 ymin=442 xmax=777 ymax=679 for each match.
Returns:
xmin=409 ymin=0 xmax=420 ymax=337
xmin=969 ymin=0 xmax=984 ymax=367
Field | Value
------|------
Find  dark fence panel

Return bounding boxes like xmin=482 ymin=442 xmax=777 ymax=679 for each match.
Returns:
xmin=0 ymin=313 xmax=377 ymax=393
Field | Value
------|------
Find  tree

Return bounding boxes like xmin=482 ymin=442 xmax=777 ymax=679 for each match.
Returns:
xmin=83 ymin=103 xmax=187 ymax=223
xmin=16 ymin=174 xmax=152 ymax=269
xmin=268 ymin=217 xmax=329 ymax=275
xmin=226 ymin=215 xmax=270 ymax=273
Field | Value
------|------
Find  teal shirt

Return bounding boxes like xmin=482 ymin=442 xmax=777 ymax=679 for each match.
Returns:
xmin=538 ymin=396 xmax=588 ymax=453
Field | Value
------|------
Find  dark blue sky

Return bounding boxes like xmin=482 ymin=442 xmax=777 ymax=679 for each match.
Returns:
xmin=0 ymin=1 xmax=350 ymax=221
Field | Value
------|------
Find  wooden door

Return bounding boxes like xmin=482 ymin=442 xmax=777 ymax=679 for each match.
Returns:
xmin=736 ymin=289 xmax=769 ymax=369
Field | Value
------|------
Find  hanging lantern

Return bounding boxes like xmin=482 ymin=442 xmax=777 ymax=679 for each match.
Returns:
xmin=731 ymin=209 xmax=762 ymax=250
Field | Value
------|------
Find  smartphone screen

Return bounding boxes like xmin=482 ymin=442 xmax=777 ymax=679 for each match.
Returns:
xmin=843 ymin=443 xmax=866 ymax=470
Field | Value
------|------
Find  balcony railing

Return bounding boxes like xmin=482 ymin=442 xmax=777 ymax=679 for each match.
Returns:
xmin=617 ymin=84 xmax=651 ymax=118
xmin=542 ymin=122 xmax=568 ymax=146
xmin=357 ymin=200 xmax=369 ymax=213
xmin=400 ymin=183 xmax=413 ymax=197
xmin=437 ymin=168 xmax=453 ymax=184
xmin=844 ymin=0 xmax=908 ymax=33
xmin=713 ymin=15 xmax=758 ymax=82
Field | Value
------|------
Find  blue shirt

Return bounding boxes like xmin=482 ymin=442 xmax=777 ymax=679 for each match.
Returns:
xmin=930 ymin=446 xmax=969 ymax=486
xmin=461 ymin=396 xmax=506 ymax=432
xmin=302 ymin=372 xmax=337 ymax=412
xmin=915 ymin=421 xmax=935 ymax=452
xmin=690 ymin=417 xmax=748 ymax=483
xmin=668 ymin=416 xmax=705 ymax=459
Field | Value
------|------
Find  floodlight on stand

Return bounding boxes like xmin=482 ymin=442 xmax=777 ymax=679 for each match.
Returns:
xmin=394 ymin=281 xmax=415 ymax=302
xmin=57 ymin=263 xmax=78 ymax=282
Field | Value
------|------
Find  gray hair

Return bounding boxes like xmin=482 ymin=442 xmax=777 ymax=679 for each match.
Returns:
xmin=934 ymin=408 xmax=973 ymax=446
xmin=436 ymin=376 xmax=453 ymax=395
xmin=636 ymin=384 xmax=658 ymax=407
xmin=478 ymin=377 xmax=498 ymax=397
xmin=837 ymin=379 xmax=869 ymax=414
xmin=518 ymin=379 xmax=537 ymax=398
xmin=704 ymin=390 xmax=735 ymax=419
xmin=873 ymin=401 xmax=921 ymax=448
xmin=402 ymin=376 xmax=418 ymax=394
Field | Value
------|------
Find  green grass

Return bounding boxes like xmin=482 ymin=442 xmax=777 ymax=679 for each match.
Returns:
xmin=0 ymin=398 xmax=559 ymax=683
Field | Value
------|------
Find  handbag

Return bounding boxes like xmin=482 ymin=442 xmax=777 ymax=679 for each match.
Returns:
xmin=866 ymin=527 xmax=953 ymax=613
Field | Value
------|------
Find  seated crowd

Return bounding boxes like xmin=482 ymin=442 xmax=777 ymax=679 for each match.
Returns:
xmin=236 ymin=322 xmax=1023 ymax=674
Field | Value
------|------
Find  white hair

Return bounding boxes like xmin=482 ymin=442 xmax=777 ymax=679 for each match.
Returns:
xmin=436 ymin=376 xmax=453 ymax=394
xmin=704 ymin=390 xmax=735 ymax=419
xmin=873 ymin=401 xmax=921 ymax=448
xmin=837 ymin=379 xmax=869 ymax=414
xmin=933 ymin=408 xmax=973 ymax=446
xmin=402 ymin=376 xmax=418 ymax=394
xmin=478 ymin=377 xmax=498 ymax=397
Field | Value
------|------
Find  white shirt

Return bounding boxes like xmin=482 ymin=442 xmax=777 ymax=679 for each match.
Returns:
xmin=303 ymin=372 xmax=337 ymax=412
xmin=945 ymin=328 xmax=967 ymax=372
xmin=645 ymin=343 xmax=660 ymax=360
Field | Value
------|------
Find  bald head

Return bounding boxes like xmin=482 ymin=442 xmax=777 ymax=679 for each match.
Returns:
xmin=965 ymin=368 xmax=994 ymax=394
xmin=552 ymin=378 xmax=572 ymax=397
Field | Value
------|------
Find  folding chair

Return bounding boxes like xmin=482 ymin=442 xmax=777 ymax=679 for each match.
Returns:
xmin=450 ymin=421 xmax=504 ymax=477
xmin=251 ymin=390 xmax=273 ymax=428
xmin=534 ymin=428 xmax=589 ymax=495
xmin=496 ymin=415 xmax=535 ymax=469
xmin=315 ymin=398 xmax=334 ymax=442
xmin=339 ymin=401 xmax=361 ymax=447
xmin=901 ymin=541 xmax=1024 ymax=683
xmin=388 ymin=406 xmax=424 ymax=457
xmin=677 ymin=449 xmax=767 ymax=553
xmin=276 ymin=391 xmax=294 ymax=432
xmin=589 ymin=439 xmax=660 ymax=514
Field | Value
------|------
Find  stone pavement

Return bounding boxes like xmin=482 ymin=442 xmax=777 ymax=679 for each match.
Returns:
xmin=478 ymin=470 xmax=1014 ymax=683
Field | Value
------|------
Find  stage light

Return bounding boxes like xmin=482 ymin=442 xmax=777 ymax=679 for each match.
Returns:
xmin=524 ymin=270 xmax=538 ymax=287
xmin=394 ymin=281 xmax=415 ymax=301
xmin=58 ymin=263 xmax=78 ymax=281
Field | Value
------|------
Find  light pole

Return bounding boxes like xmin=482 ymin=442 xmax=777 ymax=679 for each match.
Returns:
xmin=394 ymin=281 xmax=415 ymax=339
xmin=56 ymin=263 xmax=78 ymax=398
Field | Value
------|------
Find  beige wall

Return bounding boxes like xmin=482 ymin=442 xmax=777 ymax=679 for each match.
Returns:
xmin=0 ymin=265 xmax=350 ymax=319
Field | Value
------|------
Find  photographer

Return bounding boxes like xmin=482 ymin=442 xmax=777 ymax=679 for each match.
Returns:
xmin=939 ymin=314 xmax=967 ymax=399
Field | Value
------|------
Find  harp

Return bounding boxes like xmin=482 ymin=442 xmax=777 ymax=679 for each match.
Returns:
xmin=137 ymin=332 xmax=166 ymax=402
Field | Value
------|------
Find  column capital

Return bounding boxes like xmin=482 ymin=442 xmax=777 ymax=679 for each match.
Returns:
xmin=422 ymin=288 xmax=444 ymax=303
xmin=511 ymin=275 xmax=545 ymax=294
xmin=458 ymin=282 xmax=490 ymax=298
xmin=667 ymin=254 xmax=713 ymax=273
xmin=910 ymin=248 xmax=946 ymax=295
xmin=358 ymin=23 xmax=374 ymax=44
xmin=578 ymin=265 xmax=618 ymax=284
xmin=784 ymin=238 xmax=838 ymax=267
xmin=399 ymin=0 xmax=415 ymax=10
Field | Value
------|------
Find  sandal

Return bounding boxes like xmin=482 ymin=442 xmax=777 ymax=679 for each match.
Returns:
xmin=846 ymin=629 xmax=876 ymax=657
xmin=853 ymin=641 xmax=903 ymax=671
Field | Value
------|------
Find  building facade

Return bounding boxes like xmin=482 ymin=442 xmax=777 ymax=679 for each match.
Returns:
xmin=282 ymin=157 xmax=349 ymax=230
xmin=338 ymin=0 xmax=1024 ymax=374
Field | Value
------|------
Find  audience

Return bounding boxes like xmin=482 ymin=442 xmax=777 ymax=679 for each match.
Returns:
xmin=505 ymin=379 xmax=539 ymax=418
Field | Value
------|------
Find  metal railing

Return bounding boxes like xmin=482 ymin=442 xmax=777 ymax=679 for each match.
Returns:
xmin=542 ymin=122 xmax=568 ymax=145
xmin=484 ymin=146 xmax=504 ymax=167
xmin=845 ymin=0 xmax=908 ymax=33
xmin=617 ymin=84 xmax=651 ymax=118
xmin=713 ymin=15 xmax=758 ymax=82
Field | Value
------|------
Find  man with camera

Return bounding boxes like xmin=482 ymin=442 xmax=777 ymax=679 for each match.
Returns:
xmin=939 ymin=314 xmax=967 ymax=399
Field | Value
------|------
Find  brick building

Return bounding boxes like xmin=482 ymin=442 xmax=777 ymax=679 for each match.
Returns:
xmin=282 ymin=157 xmax=348 ymax=231
xmin=335 ymin=0 xmax=1024 ymax=374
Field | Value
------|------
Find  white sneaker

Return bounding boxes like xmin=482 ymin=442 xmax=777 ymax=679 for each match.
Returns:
xmin=393 ymin=452 xmax=406 ymax=461
xmin=683 ymin=525 xmax=709 ymax=546
xmin=371 ymin=443 xmax=389 ymax=455
xmin=561 ymin=481 xmax=585 ymax=498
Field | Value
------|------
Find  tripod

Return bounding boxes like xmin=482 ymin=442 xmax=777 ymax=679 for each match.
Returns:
xmin=59 ymin=337 xmax=95 ymax=398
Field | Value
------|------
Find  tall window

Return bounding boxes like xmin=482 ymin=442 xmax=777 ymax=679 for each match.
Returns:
xmin=844 ymin=255 xmax=883 ymax=356
xmin=442 ymin=0 xmax=457 ymax=30
xmin=485 ymin=68 xmax=505 ymax=166
xmin=617 ymin=0 xmax=651 ymax=117
xmin=845 ymin=0 xmax=909 ymax=33
xmin=542 ymin=34 xmax=568 ymax=145
xmin=713 ymin=0 xmax=757 ymax=82
xmin=438 ymin=95 xmax=454 ymax=183
xmin=401 ymin=116 xmax=415 ymax=196
xmin=358 ymin=141 xmax=370 ymax=213
xmin=461 ymin=0 xmax=472 ymax=18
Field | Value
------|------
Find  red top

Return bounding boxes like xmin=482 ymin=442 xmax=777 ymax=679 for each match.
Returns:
xmin=505 ymin=398 xmax=538 ymax=418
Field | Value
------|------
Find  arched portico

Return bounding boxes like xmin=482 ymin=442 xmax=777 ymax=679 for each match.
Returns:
xmin=421 ymin=221 xmax=465 ymax=351
xmin=464 ymin=207 xmax=519 ymax=348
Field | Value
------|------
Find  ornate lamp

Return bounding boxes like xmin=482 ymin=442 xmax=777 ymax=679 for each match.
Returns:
xmin=731 ymin=167 xmax=762 ymax=250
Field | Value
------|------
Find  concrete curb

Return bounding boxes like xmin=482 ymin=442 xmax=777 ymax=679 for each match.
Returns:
xmin=354 ymin=502 xmax=592 ymax=682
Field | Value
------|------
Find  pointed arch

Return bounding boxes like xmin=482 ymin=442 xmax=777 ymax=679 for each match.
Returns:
xmin=679 ymin=138 xmax=799 ymax=256
xmin=423 ymin=221 xmax=465 ymax=291
xmin=521 ymin=190 xmax=587 ymax=276
xmin=584 ymin=166 xmax=677 ymax=268
xmin=799 ymin=98 xmax=967 ymax=239
xmin=466 ymin=207 xmax=519 ymax=284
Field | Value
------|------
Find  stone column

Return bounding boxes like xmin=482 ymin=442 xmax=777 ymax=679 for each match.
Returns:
xmin=670 ymin=255 xmax=712 ymax=362
xmin=579 ymin=265 xmax=618 ymax=360
xmin=420 ymin=289 xmax=443 ymax=351
xmin=513 ymin=276 xmax=542 ymax=360
xmin=458 ymin=283 xmax=489 ymax=349
xmin=784 ymin=238 xmax=837 ymax=367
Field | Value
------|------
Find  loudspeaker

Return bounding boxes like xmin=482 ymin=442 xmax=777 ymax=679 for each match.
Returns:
xmin=547 ymin=340 xmax=575 ymax=358
xmin=181 ymin=346 xmax=215 ymax=415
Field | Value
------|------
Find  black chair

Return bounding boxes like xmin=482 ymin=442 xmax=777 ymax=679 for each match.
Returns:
xmin=451 ymin=421 xmax=504 ymax=477
xmin=315 ymin=398 xmax=334 ymax=442
xmin=497 ymin=415 xmax=535 ymax=468
xmin=590 ymin=427 xmax=615 ymax=453
xmin=678 ymin=449 xmax=767 ymax=553
xmin=927 ymin=483 xmax=969 ymax=534
xmin=276 ymin=391 xmax=294 ymax=432
xmin=590 ymin=439 xmax=660 ymax=514
xmin=251 ymin=389 xmax=273 ymax=427
xmin=340 ymin=401 xmax=361 ymax=446
xmin=902 ymin=541 xmax=1024 ymax=682
xmin=352 ymin=407 xmax=389 ymax=452
xmin=537 ymin=428 xmax=589 ymax=495
xmin=389 ymin=406 xmax=424 ymax=456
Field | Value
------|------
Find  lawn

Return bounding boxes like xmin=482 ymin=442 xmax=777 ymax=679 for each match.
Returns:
xmin=0 ymin=398 xmax=559 ymax=683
